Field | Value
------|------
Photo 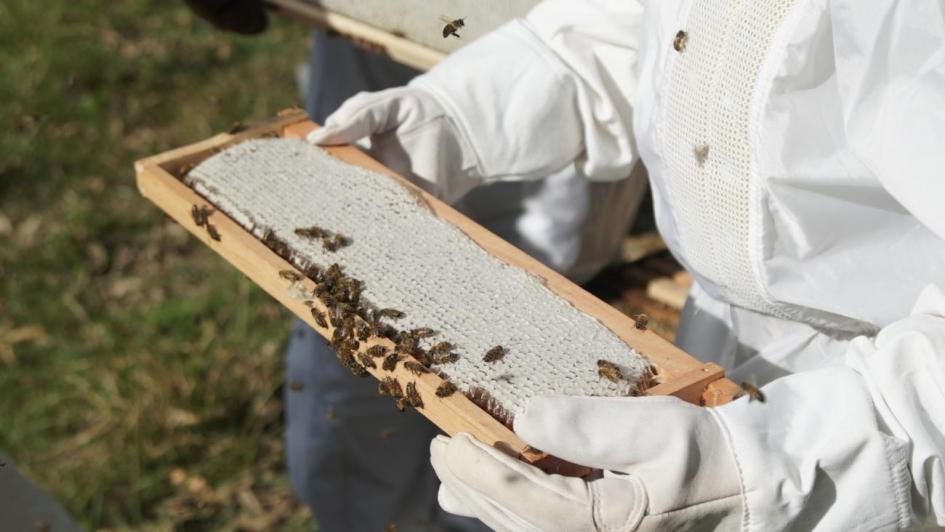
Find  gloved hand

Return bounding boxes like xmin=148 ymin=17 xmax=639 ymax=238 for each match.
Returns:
xmin=183 ymin=0 xmax=268 ymax=35
xmin=309 ymin=3 xmax=643 ymax=203
xmin=430 ymin=396 xmax=744 ymax=532
xmin=308 ymin=85 xmax=482 ymax=203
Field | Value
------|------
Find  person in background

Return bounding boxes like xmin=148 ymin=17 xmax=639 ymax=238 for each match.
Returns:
xmin=184 ymin=1 xmax=648 ymax=529
xmin=311 ymin=0 xmax=945 ymax=530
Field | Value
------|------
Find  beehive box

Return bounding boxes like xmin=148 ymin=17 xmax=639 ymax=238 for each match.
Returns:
xmin=135 ymin=110 xmax=741 ymax=475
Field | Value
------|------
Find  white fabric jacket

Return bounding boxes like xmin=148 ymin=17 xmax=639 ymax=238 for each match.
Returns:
xmin=417 ymin=0 xmax=945 ymax=529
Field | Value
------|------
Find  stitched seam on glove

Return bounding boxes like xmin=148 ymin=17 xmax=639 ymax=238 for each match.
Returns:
xmin=709 ymin=407 xmax=751 ymax=532
xmin=883 ymin=434 xmax=916 ymax=529
xmin=591 ymin=475 xmax=646 ymax=532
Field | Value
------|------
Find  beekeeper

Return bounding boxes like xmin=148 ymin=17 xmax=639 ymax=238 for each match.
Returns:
xmin=310 ymin=0 xmax=945 ymax=529
xmin=185 ymin=1 xmax=645 ymax=529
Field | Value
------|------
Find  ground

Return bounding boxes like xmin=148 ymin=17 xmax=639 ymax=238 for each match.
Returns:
xmin=1 ymin=1 xmax=313 ymax=529
xmin=0 ymin=2 xmax=686 ymax=530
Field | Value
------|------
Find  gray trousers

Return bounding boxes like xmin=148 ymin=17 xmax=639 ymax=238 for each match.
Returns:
xmin=285 ymin=33 xmax=488 ymax=532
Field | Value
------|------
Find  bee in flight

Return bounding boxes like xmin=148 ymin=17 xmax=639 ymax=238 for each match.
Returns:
xmin=441 ymin=16 xmax=466 ymax=39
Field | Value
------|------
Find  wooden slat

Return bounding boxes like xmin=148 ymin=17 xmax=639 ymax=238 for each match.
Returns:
xmin=135 ymin=115 xmax=741 ymax=474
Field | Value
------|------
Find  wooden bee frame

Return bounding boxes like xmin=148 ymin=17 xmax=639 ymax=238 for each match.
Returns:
xmin=135 ymin=110 xmax=742 ymax=476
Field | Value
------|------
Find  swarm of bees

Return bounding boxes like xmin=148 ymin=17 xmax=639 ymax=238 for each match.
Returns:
xmin=191 ymin=204 xmax=221 ymax=241
xmin=440 ymin=16 xmax=466 ymax=38
xmin=262 ymin=222 xmax=527 ymax=418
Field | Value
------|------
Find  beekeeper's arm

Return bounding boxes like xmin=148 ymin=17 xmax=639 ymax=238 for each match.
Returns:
xmin=308 ymin=0 xmax=642 ymax=203
xmin=429 ymin=0 xmax=945 ymax=529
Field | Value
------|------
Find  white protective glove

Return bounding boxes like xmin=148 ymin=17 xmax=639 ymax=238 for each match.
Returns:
xmin=431 ymin=396 xmax=744 ymax=532
xmin=308 ymin=0 xmax=643 ymax=204
xmin=432 ymin=286 xmax=945 ymax=531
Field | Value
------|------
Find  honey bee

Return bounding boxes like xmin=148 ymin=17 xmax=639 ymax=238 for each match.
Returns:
xmin=383 ymin=353 xmax=400 ymax=371
xmin=205 ymin=223 xmax=221 ymax=241
xmin=405 ymin=382 xmax=423 ymax=408
xmin=279 ymin=270 xmax=302 ymax=282
xmin=303 ymin=264 xmax=322 ymax=281
xmin=322 ymin=234 xmax=351 ymax=252
xmin=357 ymin=352 xmax=376 ymax=369
xmin=312 ymin=284 xmax=329 ymax=298
xmin=483 ymin=345 xmax=505 ymax=363
xmin=440 ymin=16 xmax=465 ymax=38
xmin=332 ymin=234 xmax=350 ymax=248
xmin=431 ymin=351 xmax=458 ymax=365
xmin=375 ymin=323 xmax=399 ymax=340
xmin=294 ymin=225 xmax=328 ymax=239
xmin=740 ymin=381 xmax=766 ymax=403
xmin=366 ymin=345 xmax=387 ymax=358
xmin=338 ymin=348 xmax=367 ymax=377
xmin=336 ymin=345 xmax=354 ymax=363
xmin=322 ymin=237 xmax=340 ymax=252
xmin=191 ymin=204 xmax=212 ymax=227
xmin=310 ymin=308 xmax=328 ymax=328
xmin=325 ymin=263 xmax=342 ymax=280
xmin=404 ymin=361 xmax=429 ymax=376
xmin=410 ymin=327 xmax=436 ymax=338
xmin=436 ymin=381 xmax=458 ymax=397
xmin=394 ymin=397 xmax=407 ymax=412
xmin=430 ymin=341 xmax=453 ymax=354
xmin=356 ymin=323 xmax=371 ymax=342
xmin=398 ymin=335 xmax=419 ymax=356
xmin=379 ymin=429 xmax=395 ymax=440
xmin=349 ymin=362 xmax=369 ymax=378
xmin=191 ymin=205 xmax=205 ymax=226
xmin=384 ymin=376 xmax=403 ymax=398
xmin=634 ymin=314 xmax=649 ymax=331
xmin=673 ymin=30 xmax=689 ymax=53
xmin=694 ymin=144 xmax=710 ymax=167
xmin=597 ymin=360 xmax=623 ymax=383
xmin=262 ymin=230 xmax=290 ymax=258
xmin=377 ymin=308 xmax=405 ymax=320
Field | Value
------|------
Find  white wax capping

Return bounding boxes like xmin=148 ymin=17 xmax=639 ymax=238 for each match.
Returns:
xmin=187 ymin=138 xmax=649 ymax=418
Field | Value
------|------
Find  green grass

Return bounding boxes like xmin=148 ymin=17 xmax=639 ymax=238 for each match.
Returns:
xmin=0 ymin=1 xmax=315 ymax=529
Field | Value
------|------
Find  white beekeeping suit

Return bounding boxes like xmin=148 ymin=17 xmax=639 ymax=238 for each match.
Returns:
xmin=310 ymin=0 xmax=945 ymax=529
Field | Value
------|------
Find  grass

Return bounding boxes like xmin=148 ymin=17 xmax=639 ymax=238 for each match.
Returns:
xmin=0 ymin=1 xmax=315 ymax=529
